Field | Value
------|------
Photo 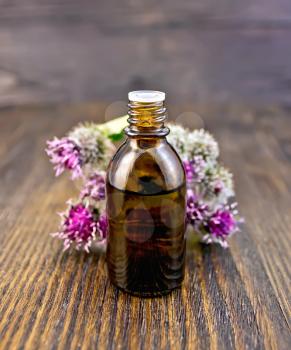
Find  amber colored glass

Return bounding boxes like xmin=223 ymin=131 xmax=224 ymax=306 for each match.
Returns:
xmin=106 ymin=93 xmax=186 ymax=296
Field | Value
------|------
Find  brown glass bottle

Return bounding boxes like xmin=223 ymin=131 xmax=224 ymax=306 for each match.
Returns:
xmin=106 ymin=91 xmax=186 ymax=297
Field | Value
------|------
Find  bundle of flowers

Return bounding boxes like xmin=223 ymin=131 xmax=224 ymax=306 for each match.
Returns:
xmin=46 ymin=116 xmax=242 ymax=252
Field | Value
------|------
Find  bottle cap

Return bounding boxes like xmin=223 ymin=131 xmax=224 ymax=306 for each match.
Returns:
xmin=128 ymin=90 xmax=165 ymax=103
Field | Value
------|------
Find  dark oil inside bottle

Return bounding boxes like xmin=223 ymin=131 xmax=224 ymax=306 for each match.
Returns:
xmin=106 ymin=91 xmax=186 ymax=296
xmin=106 ymin=182 xmax=186 ymax=297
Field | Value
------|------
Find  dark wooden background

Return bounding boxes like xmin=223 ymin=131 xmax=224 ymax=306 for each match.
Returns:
xmin=0 ymin=1 xmax=291 ymax=349
xmin=1 ymin=0 xmax=291 ymax=106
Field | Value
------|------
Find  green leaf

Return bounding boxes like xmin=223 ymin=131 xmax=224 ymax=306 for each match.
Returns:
xmin=108 ymin=131 xmax=125 ymax=142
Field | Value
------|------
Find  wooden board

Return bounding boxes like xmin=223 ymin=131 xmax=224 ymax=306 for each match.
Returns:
xmin=1 ymin=0 xmax=291 ymax=106
xmin=0 ymin=102 xmax=290 ymax=349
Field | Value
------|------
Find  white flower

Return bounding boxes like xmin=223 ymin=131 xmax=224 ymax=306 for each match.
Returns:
xmin=167 ymin=124 xmax=190 ymax=160
xmin=185 ymin=129 xmax=219 ymax=161
xmin=69 ymin=123 xmax=115 ymax=171
xmin=202 ymin=165 xmax=234 ymax=205
xmin=168 ymin=124 xmax=219 ymax=162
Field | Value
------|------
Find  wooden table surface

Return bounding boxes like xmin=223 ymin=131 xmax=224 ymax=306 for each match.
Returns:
xmin=0 ymin=102 xmax=290 ymax=350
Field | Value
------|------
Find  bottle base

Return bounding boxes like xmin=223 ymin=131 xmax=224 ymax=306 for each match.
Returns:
xmin=109 ymin=280 xmax=183 ymax=298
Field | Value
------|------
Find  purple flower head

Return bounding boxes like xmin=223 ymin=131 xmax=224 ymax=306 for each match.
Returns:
xmin=46 ymin=137 xmax=82 ymax=179
xmin=207 ymin=209 xmax=236 ymax=239
xmin=81 ymin=172 xmax=105 ymax=201
xmin=186 ymin=189 xmax=209 ymax=228
xmin=53 ymin=203 xmax=98 ymax=252
xmin=184 ymin=161 xmax=195 ymax=182
xmin=183 ymin=156 xmax=206 ymax=184
xmin=201 ymin=203 xmax=242 ymax=248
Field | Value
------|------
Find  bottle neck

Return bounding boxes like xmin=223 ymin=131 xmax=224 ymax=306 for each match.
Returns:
xmin=125 ymin=100 xmax=169 ymax=137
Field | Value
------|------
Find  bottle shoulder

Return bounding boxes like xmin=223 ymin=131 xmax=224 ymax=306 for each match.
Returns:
xmin=107 ymin=138 xmax=185 ymax=194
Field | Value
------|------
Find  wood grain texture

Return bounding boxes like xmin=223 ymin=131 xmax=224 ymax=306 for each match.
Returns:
xmin=0 ymin=102 xmax=290 ymax=349
xmin=1 ymin=0 xmax=291 ymax=106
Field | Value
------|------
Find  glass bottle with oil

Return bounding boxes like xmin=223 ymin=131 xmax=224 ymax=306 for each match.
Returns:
xmin=106 ymin=90 xmax=186 ymax=296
